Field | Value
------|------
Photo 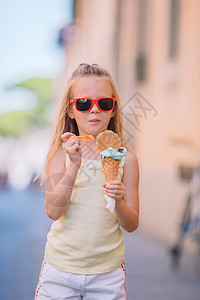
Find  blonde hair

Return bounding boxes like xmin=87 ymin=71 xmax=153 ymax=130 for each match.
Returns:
xmin=37 ymin=63 xmax=127 ymax=187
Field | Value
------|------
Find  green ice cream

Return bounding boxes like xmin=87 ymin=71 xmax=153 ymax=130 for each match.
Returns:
xmin=100 ymin=147 xmax=127 ymax=162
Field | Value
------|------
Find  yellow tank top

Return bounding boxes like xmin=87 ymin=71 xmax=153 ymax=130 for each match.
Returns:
xmin=44 ymin=154 xmax=125 ymax=275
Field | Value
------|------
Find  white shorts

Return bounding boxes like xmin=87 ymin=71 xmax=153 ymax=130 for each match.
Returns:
xmin=34 ymin=260 xmax=127 ymax=300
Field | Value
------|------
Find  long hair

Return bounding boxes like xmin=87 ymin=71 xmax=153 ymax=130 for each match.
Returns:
xmin=36 ymin=63 xmax=127 ymax=187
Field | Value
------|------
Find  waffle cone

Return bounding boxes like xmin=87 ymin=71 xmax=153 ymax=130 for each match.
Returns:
xmin=102 ymin=157 xmax=119 ymax=182
xmin=96 ymin=130 xmax=121 ymax=151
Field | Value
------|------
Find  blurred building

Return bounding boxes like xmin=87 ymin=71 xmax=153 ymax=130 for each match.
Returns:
xmin=58 ymin=0 xmax=200 ymax=248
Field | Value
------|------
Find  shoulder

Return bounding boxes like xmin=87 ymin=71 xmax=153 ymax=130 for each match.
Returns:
xmin=47 ymin=146 xmax=66 ymax=175
xmin=51 ymin=146 xmax=66 ymax=164
xmin=125 ymin=150 xmax=139 ymax=166
xmin=123 ymin=149 xmax=140 ymax=183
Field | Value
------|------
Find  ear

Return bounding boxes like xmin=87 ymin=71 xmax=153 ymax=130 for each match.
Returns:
xmin=67 ymin=106 xmax=75 ymax=119
xmin=111 ymin=109 xmax=116 ymax=118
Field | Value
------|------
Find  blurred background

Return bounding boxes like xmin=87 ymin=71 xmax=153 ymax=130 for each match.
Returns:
xmin=0 ymin=0 xmax=200 ymax=299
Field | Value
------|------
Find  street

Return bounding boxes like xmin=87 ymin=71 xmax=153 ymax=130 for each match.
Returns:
xmin=0 ymin=187 xmax=199 ymax=300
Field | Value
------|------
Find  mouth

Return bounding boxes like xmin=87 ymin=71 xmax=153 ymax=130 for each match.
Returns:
xmin=89 ymin=119 xmax=100 ymax=123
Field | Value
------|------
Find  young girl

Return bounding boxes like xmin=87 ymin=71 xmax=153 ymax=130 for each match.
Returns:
xmin=35 ymin=63 xmax=140 ymax=300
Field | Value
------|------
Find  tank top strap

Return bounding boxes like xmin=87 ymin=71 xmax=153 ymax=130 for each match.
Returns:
xmin=65 ymin=153 xmax=125 ymax=181
xmin=65 ymin=154 xmax=103 ymax=170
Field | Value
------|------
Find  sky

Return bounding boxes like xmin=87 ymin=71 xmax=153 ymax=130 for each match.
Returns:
xmin=0 ymin=0 xmax=73 ymax=114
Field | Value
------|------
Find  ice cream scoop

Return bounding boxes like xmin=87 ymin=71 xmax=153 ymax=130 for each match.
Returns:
xmin=100 ymin=147 xmax=127 ymax=162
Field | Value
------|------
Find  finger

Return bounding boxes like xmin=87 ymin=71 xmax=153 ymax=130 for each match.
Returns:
xmin=105 ymin=192 xmax=119 ymax=199
xmin=107 ymin=180 xmax=121 ymax=185
xmin=105 ymin=183 xmax=122 ymax=188
xmin=65 ymin=143 xmax=80 ymax=153
xmin=62 ymin=141 xmax=76 ymax=152
xmin=106 ymin=190 xmax=124 ymax=199
xmin=105 ymin=189 xmax=122 ymax=195
xmin=63 ymin=136 xmax=80 ymax=148
xmin=63 ymin=141 xmax=80 ymax=154
xmin=109 ymin=179 xmax=121 ymax=184
xmin=67 ymin=137 xmax=80 ymax=146
xmin=61 ymin=132 xmax=75 ymax=139
xmin=70 ymin=143 xmax=81 ymax=151
xmin=61 ymin=132 xmax=75 ymax=142
xmin=105 ymin=182 xmax=122 ymax=189
xmin=105 ymin=188 xmax=123 ymax=196
xmin=77 ymin=146 xmax=82 ymax=154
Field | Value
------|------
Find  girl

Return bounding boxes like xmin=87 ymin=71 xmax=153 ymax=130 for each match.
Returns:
xmin=35 ymin=63 xmax=139 ymax=299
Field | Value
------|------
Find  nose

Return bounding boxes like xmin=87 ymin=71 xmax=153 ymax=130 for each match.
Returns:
xmin=90 ymin=102 xmax=100 ymax=113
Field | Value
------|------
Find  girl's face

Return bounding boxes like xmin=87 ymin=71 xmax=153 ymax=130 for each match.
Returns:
xmin=68 ymin=77 xmax=115 ymax=137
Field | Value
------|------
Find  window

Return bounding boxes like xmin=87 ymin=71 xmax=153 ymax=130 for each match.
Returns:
xmin=168 ymin=0 xmax=180 ymax=58
xmin=135 ymin=0 xmax=148 ymax=82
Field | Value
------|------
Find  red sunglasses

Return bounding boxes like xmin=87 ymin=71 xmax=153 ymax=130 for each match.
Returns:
xmin=69 ymin=97 xmax=116 ymax=112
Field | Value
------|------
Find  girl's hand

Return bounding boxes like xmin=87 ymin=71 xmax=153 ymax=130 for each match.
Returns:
xmin=61 ymin=132 xmax=82 ymax=168
xmin=103 ymin=180 xmax=125 ymax=206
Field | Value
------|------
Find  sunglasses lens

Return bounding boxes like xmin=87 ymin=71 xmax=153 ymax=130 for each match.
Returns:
xmin=98 ymin=98 xmax=114 ymax=111
xmin=76 ymin=98 xmax=92 ymax=111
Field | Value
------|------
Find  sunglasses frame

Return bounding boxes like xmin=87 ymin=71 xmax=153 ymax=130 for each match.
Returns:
xmin=69 ymin=97 xmax=116 ymax=112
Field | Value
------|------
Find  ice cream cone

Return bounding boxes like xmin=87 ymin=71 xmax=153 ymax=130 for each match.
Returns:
xmin=96 ymin=130 xmax=126 ymax=212
xmin=102 ymin=157 xmax=119 ymax=182
xmin=96 ymin=130 xmax=121 ymax=152
xmin=96 ymin=130 xmax=121 ymax=182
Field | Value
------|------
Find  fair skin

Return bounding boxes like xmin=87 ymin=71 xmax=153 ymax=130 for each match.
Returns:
xmin=45 ymin=76 xmax=139 ymax=232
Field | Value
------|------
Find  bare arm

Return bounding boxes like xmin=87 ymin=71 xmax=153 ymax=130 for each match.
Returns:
xmin=45 ymin=133 xmax=82 ymax=220
xmin=103 ymin=150 xmax=140 ymax=232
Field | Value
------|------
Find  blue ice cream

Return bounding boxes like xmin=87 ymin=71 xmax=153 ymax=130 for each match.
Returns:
xmin=100 ymin=147 xmax=127 ymax=162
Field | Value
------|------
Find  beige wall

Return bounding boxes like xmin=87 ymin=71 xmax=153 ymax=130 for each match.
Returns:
xmin=64 ymin=0 xmax=119 ymax=79
xmin=61 ymin=0 xmax=200 ymax=248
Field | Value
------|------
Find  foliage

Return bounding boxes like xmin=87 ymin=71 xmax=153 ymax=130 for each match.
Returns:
xmin=0 ymin=77 xmax=54 ymax=137
xmin=0 ymin=110 xmax=34 ymax=138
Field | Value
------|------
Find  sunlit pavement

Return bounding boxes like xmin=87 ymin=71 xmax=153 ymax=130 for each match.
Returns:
xmin=0 ymin=187 xmax=199 ymax=300
xmin=124 ymin=230 xmax=200 ymax=300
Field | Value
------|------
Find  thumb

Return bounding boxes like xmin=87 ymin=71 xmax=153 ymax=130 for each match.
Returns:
xmin=77 ymin=145 xmax=82 ymax=153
